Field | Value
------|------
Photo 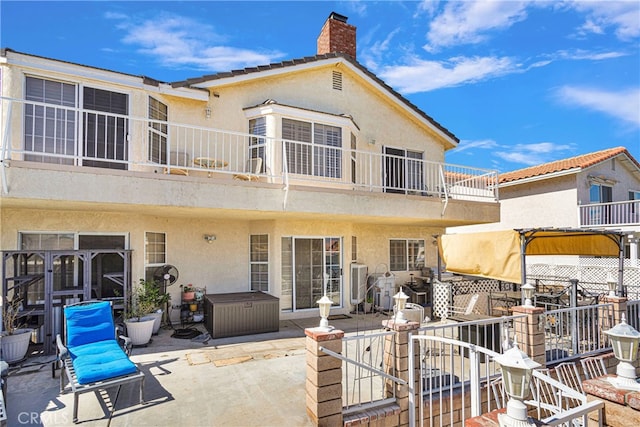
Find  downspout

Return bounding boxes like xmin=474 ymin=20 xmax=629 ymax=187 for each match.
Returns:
xmin=439 ymin=164 xmax=448 ymax=216
xmin=0 ymin=100 xmax=12 ymax=194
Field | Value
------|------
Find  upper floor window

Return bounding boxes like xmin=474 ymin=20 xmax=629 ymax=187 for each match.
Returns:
xmin=590 ymin=183 xmax=612 ymax=204
xmin=148 ymin=97 xmax=168 ymax=164
xmin=249 ymin=117 xmax=266 ymax=172
xmin=283 ymin=118 xmax=342 ymax=178
xmin=384 ymin=147 xmax=425 ymax=194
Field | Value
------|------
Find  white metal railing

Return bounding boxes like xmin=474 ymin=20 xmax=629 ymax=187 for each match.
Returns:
xmin=579 ymin=200 xmax=640 ymax=227
xmin=408 ymin=333 xmax=603 ymax=427
xmin=0 ymin=96 xmax=498 ymax=200
xmin=321 ymin=329 xmax=402 ymax=414
xmin=544 ymin=303 xmax=613 ymax=364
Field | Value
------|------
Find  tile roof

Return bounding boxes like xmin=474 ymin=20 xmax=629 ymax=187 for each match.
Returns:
xmin=499 ymin=146 xmax=640 ymax=184
xmin=172 ymin=52 xmax=459 ymax=144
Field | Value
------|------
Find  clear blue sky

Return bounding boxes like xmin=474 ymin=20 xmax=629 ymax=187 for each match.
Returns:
xmin=2 ymin=1 xmax=639 ymax=173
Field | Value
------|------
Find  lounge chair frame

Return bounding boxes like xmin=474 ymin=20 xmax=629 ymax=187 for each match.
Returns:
xmin=56 ymin=300 xmax=145 ymax=423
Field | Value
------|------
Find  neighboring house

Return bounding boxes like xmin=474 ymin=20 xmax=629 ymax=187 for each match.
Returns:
xmin=449 ymin=146 xmax=640 ymax=267
xmin=0 ymin=13 xmax=499 ymax=343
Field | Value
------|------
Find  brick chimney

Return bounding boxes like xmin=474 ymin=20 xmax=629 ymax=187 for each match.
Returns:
xmin=317 ymin=12 xmax=356 ymax=59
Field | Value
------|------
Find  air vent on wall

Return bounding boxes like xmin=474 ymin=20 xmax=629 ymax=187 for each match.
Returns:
xmin=332 ymin=71 xmax=342 ymax=91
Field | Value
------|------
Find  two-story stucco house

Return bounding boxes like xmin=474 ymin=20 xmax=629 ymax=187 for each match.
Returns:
xmin=0 ymin=13 xmax=499 ymax=352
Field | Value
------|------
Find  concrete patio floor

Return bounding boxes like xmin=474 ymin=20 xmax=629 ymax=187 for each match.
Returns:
xmin=5 ymin=312 xmax=390 ymax=427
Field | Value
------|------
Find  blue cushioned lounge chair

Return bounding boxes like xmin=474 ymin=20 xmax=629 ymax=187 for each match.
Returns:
xmin=56 ymin=300 xmax=145 ymax=423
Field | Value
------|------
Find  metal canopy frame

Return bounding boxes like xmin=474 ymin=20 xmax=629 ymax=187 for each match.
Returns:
xmin=516 ymin=227 xmax=626 ymax=294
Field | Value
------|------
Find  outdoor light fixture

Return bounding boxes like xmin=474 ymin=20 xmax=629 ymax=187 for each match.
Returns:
xmin=521 ymin=283 xmax=535 ymax=307
xmin=204 ymin=235 xmax=216 ymax=243
xmin=205 ymin=106 xmax=212 ymax=119
xmin=604 ymin=313 xmax=640 ymax=391
xmin=316 ymin=295 xmax=334 ymax=332
xmin=607 ymin=273 xmax=617 ymax=297
xmin=392 ymin=287 xmax=409 ymax=323
xmin=495 ymin=342 xmax=541 ymax=427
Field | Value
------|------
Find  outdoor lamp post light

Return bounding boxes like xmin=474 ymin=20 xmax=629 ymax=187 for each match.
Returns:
xmin=393 ymin=287 xmax=409 ymax=323
xmin=604 ymin=313 xmax=640 ymax=390
xmin=495 ymin=342 xmax=541 ymax=427
xmin=607 ymin=273 xmax=617 ymax=297
xmin=316 ymin=295 xmax=334 ymax=332
xmin=521 ymin=283 xmax=535 ymax=307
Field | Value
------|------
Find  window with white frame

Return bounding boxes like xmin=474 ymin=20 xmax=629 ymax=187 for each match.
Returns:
xmin=389 ymin=239 xmax=425 ymax=271
xmin=283 ymin=118 xmax=342 ymax=178
xmin=248 ymin=117 xmax=266 ymax=172
xmin=384 ymin=147 xmax=425 ymax=194
xmin=148 ymin=97 xmax=168 ymax=164
xmin=145 ymin=232 xmax=166 ymax=281
xmin=250 ymin=234 xmax=269 ymax=291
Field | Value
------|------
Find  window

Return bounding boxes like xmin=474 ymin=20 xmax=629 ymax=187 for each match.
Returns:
xmin=250 ymin=234 xmax=269 ymax=291
xmin=82 ymin=87 xmax=129 ymax=169
xmin=249 ymin=117 xmax=266 ymax=172
xmin=389 ymin=239 xmax=425 ymax=271
xmin=21 ymin=232 xmax=74 ymax=250
xmin=24 ymin=76 xmax=77 ymax=164
xmin=590 ymin=183 xmax=612 ymax=203
xmin=283 ymin=118 xmax=342 ymax=178
xmin=148 ymin=97 xmax=168 ymax=164
xmin=145 ymin=232 xmax=166 ymax=281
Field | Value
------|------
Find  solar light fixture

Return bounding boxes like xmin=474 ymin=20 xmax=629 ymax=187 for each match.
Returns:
xmin=521 ymin=283 xmax=535 ymax=307
xmin=393 ymin=287 xmax=409 ymax=323
xmin=604 ymin=313 xmax=640 ymax=391
xmin=607 ymin=273 xmax=617 ymax=297
xmin=495 ymin=342 xmax=541 ymax=427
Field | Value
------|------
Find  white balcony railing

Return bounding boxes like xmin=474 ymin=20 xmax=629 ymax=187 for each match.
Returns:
xmin=0 ymin=97 xmax=498 ymax=201
xmin=579 ymin=200 xmax=640 ymax=227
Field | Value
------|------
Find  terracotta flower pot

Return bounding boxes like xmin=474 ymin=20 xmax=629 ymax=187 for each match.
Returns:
xmin=183 ymin=291 xmax=195 ymax=301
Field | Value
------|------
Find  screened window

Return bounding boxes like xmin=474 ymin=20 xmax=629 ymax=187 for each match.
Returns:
xmin=82 ymin=87 xmax=129 ymax=169
xmin=148 ymin=97 xmax=168 ymax=164
xmin=21 ymin=232 xmax=74 ymax=250
xmin=283 ymin=118 xmax=342 ymax=178
xmin=24 ymin=76 xmax=77 ymax=164
xmin=389 ymin=239 xmax=425 ymax=271
xmin=250 ymin=234 xmax=269 ymax=291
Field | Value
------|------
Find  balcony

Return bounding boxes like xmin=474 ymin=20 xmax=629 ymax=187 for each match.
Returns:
xmin=579 ymin=200 xmax=640 ymax=228
xmin=0 ymin=97 xmax=499 ymax=224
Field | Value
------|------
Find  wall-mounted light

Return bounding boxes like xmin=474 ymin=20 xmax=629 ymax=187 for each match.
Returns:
xmin=204 ymin=234 xmax=216 ymax=243
xmin=368 ymin=138 xmax=376 ymax=145
xmin=205 ymin=106 xmax=212 ymax=119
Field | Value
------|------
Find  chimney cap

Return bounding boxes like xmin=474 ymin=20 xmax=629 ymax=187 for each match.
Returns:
xmin=328 ymin=12 xmax=348 ymax=23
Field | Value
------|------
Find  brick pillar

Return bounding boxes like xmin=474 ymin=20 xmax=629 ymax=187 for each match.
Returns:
xmin=601 ymin=295 xmax=627 ymax=331
xmin=382 ymin=319 xmax=421 ymax=427
xmin=305 ymin=328 xmax=345 ymax=427
xmin=511 ymin=305 xmax=546 ymax=367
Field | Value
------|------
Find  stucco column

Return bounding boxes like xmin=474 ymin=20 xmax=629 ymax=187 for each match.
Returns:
xmin=382 ymin=319 xmax=420 ymax=427
xmin=511 ymin=305 xmax=546 ymax=367
xmin=305 ymin=328 xmax=344 ymax=427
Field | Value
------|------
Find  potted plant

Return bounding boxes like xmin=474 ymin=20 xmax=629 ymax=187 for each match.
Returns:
xmin=123 ymin=283 xmax=157 ymax=346
xmin=182 ymin=284 xmax=195 ymax=302
xmin=1 ymin=297 xmax=33 ymax=363
xmin=136 ymin=279 xmax=170 ymax=335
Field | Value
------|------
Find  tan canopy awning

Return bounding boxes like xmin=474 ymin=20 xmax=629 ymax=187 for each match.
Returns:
xmin=438 ymin=228 xmax=623 ymax=284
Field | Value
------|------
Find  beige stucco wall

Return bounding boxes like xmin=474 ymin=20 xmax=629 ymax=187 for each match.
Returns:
xmin=1 ymin=207 xmax=444 ymax=320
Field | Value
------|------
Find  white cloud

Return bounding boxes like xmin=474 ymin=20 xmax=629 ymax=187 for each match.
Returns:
xmin=495 ymin=142 xmax=575 ymax=166
xmin=453 ymin=139 xmax=499 ymax=153
xmin=379 ymin=56 xmax=517 ymax=93
xmin=569 ymin=1 xmax=640 ymax=41
xmin=107 ymin=13 xmax=285 ymax=72
xmin=556 ymin=86 xmax=640 ymax=127
xmin=424 ymin=1 xmax=530 ymax=51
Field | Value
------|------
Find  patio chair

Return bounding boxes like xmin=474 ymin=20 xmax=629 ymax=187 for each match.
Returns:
xmin=56 ymin=300 xmax=145 ymax=423
xmin=233 ymin=157 xmax=262 ymax=181
xmin=445 ymin=293 xmax=480 ymax=319
xmin=580 ymin=355 xmax=608 ymax=380
xmin=165 ymin=151 xmax=190 ymax=175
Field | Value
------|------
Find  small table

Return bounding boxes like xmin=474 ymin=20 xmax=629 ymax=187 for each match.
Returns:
xmin=194 ymin=157 xmax=228 ymax=176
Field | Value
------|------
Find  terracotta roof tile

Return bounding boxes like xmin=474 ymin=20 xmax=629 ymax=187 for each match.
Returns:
xmin=499 ymin=147 xmax=638 ymax=184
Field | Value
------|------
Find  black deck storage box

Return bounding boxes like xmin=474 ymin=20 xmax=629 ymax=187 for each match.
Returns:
xmin=204 ymin=292 xmax=279 ymax=338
